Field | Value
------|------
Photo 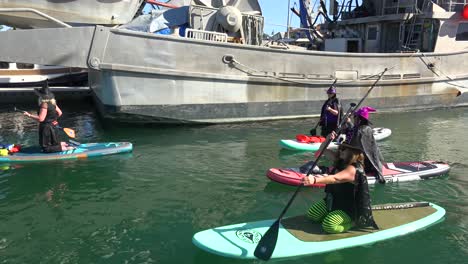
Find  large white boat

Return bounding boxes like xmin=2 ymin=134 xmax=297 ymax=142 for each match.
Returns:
xmin=0 ymin=62 xmax=87 ymax=88
xmin=0 ymin=0 xmax=467 ymax=123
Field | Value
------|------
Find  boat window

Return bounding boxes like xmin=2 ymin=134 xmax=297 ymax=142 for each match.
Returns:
xmin=456 ymin=23 xmax=468 ymax=41
xmin=347 ymin=40 xmax=359 ymax=52
xmin=0 ymin=61 xmax=9 ymax=69
xmin=16 ymin=63 xmax=35 ymax=69
xmin=368 ymin=27 xmax=378 ymax=40
xmin=16 ymin=63 xmax=34 ymax=69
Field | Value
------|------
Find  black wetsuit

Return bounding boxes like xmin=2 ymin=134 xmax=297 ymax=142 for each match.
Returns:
xmin=38 ymin=104 xmax=62 ymax=153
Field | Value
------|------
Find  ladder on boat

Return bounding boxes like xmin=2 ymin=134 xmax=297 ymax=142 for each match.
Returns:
xmin=402 ymin=16 xmax=424 ymax=50
xmin=400 ymin=0 xmax=435 ymax=51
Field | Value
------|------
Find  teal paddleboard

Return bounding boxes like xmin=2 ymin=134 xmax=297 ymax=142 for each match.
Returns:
xmin=0 ymin=142 xmax=133 ymax=163
xmin=280 ymin=127 xmax=391 ymax=151
xmin=193 ymin=202 xmax=445 ymax=259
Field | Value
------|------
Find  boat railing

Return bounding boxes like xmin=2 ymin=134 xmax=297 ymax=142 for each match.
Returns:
xmin=433 ymin=0 xmax=468 ymax=12
xmin=184 ymin=29 xmax=228 ymax=43
xmin=382 ymin=0 xmax=419 ymax=15
xmin=0 ymin=8 xmax=72 ymax=28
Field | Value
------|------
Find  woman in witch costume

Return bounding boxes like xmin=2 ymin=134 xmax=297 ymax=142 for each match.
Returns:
xmin=342 ymin=106 xmax=385 ymax=183
xmin=317 ymin=85 xmax=342 ymax=137
xmin=23 ymin=80 xmax=74 ymax=153
xmin=303 ymin=142 xmax=379 ymax=234
xmin=303 ymin=106 xmax=385 ymax=183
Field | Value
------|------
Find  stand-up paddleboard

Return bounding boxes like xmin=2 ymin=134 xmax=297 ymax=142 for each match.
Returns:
xmin=193 ymin=202 xmax=445 ymax=259
xmin=279 ymin=127 xmax=391 ymax=151
xmin=0 ymin=142 xmax=133 ymax=163
xmin=267 ymin=161 xmax=450 ymax=187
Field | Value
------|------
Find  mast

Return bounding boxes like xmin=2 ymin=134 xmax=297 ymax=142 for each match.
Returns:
xmin=287 ymin=0 xmax=291 ymax=39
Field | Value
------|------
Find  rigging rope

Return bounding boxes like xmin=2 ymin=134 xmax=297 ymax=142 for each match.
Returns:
xmin=225 ymin=49 xmax=468 ymax=92
xmin=227 ymin=56 xmax=393 ymax=86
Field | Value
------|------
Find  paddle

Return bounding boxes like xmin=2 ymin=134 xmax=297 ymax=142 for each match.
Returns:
xmin=254 ymin=68 xmax=388 ymax=261
xmin=14 ymin=107 xmax=77 ymax=139
xmin=309 ymin=122 xmax=320 ymax=136
xmin=310 ymin=79 xmax=339 ymax=136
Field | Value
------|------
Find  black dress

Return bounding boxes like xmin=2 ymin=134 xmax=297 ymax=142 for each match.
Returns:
xmin=319 ymin=97 xmax=342 ymax=137
xmin=38 ymin=104 xmax=62 ymax=153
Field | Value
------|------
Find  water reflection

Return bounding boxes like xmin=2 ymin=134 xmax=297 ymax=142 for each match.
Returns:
xmin=0 ymin=104 xmax=467 ymax=263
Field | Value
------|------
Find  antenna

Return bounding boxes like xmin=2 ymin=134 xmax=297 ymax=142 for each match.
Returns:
xmin=287 ymin=0 xmax=291 ymax=39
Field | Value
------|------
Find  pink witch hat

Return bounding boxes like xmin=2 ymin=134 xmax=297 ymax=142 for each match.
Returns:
xmin=354 ymin=106 xmax=376 ymax=120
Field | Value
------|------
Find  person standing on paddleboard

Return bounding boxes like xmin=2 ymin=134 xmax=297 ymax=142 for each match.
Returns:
xmin=317 ymin=85 xmax=342 ymax=137
xmin=23 ymin=80 xmax=74 ymax=153
xmin=303 ymin=142 xmax=379 ymax=233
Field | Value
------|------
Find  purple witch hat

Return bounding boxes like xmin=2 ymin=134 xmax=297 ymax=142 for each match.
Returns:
xmin=326 ymin=85 xmax=337 ymax=94
xmin=354 ymin=106 xmax=376 ymax=120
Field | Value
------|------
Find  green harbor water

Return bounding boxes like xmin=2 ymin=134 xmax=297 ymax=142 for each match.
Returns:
xmin=0 ymin=102 xmax=467 ymax=263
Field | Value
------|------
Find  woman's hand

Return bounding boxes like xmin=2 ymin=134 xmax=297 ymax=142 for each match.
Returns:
xmin=303 ymin=175 xmax=317 ymax=186
xmin=23 ymin=111 xmax=31 ymax=118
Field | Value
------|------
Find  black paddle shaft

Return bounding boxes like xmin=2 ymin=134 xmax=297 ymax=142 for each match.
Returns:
xmin=254 ymin=68 xmax=388 ymax=261
xmin=13 ymin=107 xmax=27 ymax=113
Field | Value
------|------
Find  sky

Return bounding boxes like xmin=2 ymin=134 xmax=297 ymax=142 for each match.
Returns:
xmin=0 ymin=0 xmax=306 ymax=34
xmin=258 ymin=0 xmax=301 ymax=35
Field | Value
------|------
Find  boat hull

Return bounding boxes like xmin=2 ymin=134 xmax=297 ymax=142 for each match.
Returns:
xmin=1 ymin=26 xmax=468 ymax=124
xmin=86 ymin=28 xmax=468 ymax=124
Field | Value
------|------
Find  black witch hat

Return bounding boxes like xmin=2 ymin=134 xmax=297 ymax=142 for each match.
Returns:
xmin=34 ymin=79 xmax=54 ymax=99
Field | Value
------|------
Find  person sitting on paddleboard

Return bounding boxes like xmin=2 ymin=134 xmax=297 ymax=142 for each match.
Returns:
xmin=23 ymin=80 xmax=74 ymax=153
xmin=303 ymin=142 xmax=379 ymax=233
xmin=317 ymin=85 xmax=342 ymax=137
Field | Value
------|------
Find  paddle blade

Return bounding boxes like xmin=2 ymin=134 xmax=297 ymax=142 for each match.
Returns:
xmin=254 ymin=220 xmax=280 ymax=261
xmin=309 ymin=128 xmax=317 ymax=136
xmin=63 ymin=128 xmax=76 ymax=138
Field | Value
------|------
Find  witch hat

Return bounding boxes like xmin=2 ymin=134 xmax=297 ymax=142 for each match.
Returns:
xmin=34 ymin=79 xmax=54 ymax=99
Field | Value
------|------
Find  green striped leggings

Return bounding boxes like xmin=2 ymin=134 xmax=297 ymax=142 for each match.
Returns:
xmin=306 ymin=200 xmax=353 ymax=234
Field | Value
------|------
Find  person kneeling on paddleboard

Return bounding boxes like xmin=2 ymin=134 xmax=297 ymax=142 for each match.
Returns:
xmin=340 ymin=106 xmax=385 ymax=183
xmin=23 ymin=80 xmax=74 ymax=153
xmin=303 ymin=142 xmax=379 ymax=233
xmin=306 ymin=106 xmax=385 ymax=183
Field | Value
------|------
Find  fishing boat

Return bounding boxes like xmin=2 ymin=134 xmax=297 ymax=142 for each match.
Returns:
xmin=0 ymin=0 xmax=467 ymax=123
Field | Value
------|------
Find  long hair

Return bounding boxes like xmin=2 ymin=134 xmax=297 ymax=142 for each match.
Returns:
xmin=355 ymin=115 xmax=369 ymax=126
xmin=38 ymin=97 xmax=56 ymax=106
xmin=334 ymin=147 xmax=365 ymax=170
